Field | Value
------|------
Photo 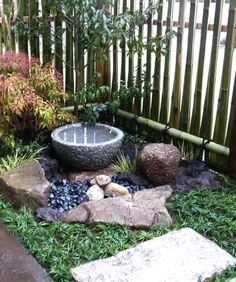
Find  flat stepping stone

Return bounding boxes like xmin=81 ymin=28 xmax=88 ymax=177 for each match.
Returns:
xmin=71 ymin=228 xmax=236 ymax=282
xmin=0 ymin=223 xmax=53 ymax=282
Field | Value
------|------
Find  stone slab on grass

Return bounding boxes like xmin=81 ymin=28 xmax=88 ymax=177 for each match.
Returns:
xmin=71 ymin=228 xmax=236 ymax=282
xmin=0 ymin=223 xmax=53 ymax=282
xmin=0 ymin=160 xmax=50 ymax=209
xmin=64 ymin=186 xmax=172 ymax=228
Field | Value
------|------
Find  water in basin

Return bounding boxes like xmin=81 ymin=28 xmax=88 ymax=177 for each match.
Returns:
xmin=58 ymin=126 xmax=117 ymax=144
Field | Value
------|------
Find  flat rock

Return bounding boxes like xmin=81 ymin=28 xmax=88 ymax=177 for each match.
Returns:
xmin=0 ymin=223 xmax=53 ymax=282
xmin=70 ymin=228 xmax=236 ymax=282
xmin=64 ymin=186 xmax=172 ymax=228
xmin=68 ymin=164 xmax=117 ymax=182
xmin=0 ymin=160 xmax=50 ymax=209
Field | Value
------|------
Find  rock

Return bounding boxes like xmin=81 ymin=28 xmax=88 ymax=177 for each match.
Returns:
xmin=95 ymin=175 xmax=111 ymax=187
xmin=63 ymin=205 xmax=89 ymax=223
xmin=0 ymin=160 xmax=50 ymax=209
xmin=115 ymin=172 xmax=149 ymax=186
xmin=68 ymin=164 xmax=117 ymax=182
xmin=70 ymin=228 xmax=236 ymax=282
xmin=86 ymin=185 xmax=104 ymax=201
xmin=35 ymin=207 xmax=64 ymax=222
xmin=229 ymin=279 xmax=236 ymax=282
xmin=104 ymin=183 xmax=129 ymax=197
xmin=0 ymin=223 xmax=53 ymax=282
xmin=90 ymin=179 xmax=97 ymax=186
xmin=139 ymin=143 xmax=180 ymax=185
xmin=64 ymin=186 xmax=172 ymax=228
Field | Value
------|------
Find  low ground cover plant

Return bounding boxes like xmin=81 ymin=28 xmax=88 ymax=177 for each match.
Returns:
xmin=0 ymin=179 xmax=235 ymax=282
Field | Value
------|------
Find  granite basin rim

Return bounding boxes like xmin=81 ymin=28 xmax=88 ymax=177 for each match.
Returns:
xmin=51 ymin=123 xmax=124 ymax=147
xmin=51 ymin=123 xmax=124 ymax=170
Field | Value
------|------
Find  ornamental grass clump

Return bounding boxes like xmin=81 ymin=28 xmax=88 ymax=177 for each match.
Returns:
xmin=0 ymin=52 xmax=74 ymax=146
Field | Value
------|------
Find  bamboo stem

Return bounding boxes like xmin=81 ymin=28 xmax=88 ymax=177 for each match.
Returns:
xmin=160 ymin=0 xmax=174 ymax=124
xmin=151 ymin=0 xmax=163 ymax=122
xmin=190 ymin=0 xmax=210 ymax=136
xmin=142 ymin=0 xmax=153 ymax=118
xmin=200 ymin=0 xmax=224 ymax=140
xmin=180 ymin=0 xmax=198 ymax=132
xmin=213 ymin=0 xmax=236 ymax=145
xmin=169 ymin=0 xmax=187 ymax=129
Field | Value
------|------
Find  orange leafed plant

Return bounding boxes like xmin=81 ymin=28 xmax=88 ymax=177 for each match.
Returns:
xmin=0 ymin=52 xmax=74 ymax=145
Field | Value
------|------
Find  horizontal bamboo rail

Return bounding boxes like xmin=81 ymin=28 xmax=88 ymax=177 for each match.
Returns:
xmin=116 ymin=109 xmax=229 ymax=157
xmin=62 ymin=105 xmax=229 ymax=157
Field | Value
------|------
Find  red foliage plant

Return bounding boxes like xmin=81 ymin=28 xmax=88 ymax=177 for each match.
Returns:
xmin=0 ymin=52 xmax=74 ymax=145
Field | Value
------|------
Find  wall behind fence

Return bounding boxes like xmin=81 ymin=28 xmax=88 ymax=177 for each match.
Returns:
xmin=0 ymin=0 xmax=236 ymax=170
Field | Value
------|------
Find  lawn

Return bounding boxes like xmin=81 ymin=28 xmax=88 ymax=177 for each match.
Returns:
xmin=0 ymin=177 xmax=235 ymax=282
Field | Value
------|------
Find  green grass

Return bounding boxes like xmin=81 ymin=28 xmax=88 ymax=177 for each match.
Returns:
xmin=113 ymin=151 xmax=136 ymax=173
xmin=0 ymin=179 xmax=235 ymax=281
xmin=0 ymin=141 xmax=44 ymax=173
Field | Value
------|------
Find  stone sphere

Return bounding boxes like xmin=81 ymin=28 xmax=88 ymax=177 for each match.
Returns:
xmin=139 ymin=143 xmax=180 ymax=185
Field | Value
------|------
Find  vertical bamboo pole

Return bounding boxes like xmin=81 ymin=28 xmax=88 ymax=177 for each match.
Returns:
xmin=123 ymin=0 xmax=135 ymax=130
xmin=65 ymin=23 xmax=74 ymax=92
xmin=29 ymin=0 xmax=39 ymax=58
xmin=118 ymin=0 xmax=127 ymax=126
xmin=151 ymin=0 xmax=163 ymax=122
xmin=213 ymin=0 xmax=236 ymax=146
xmin=227 ymin=72 xmax=236 ymax=175
xmin=226 ymin=73 xmax=236 ymax=147
xmin=133 ymin=0 xmax=144 ymax=116
xmin=180 ymin=0 xmax=198 ymax=132
xmin=54 ymin=15 xmax=63 ymax=73
xmin=190 ymin=0 xmax=210 ymax=136
xmin=42 ymin=0 xmax=51 ymax=63
xmin=160 ymin=0 xmax=174 ymax=124
xmin=142 ymin=0 xmax=153 ymax=118
xmin=74 ymin=37 xmax=84 ymax=115
xmin=169 ymin=0 xmax=186 ymax=129
xmin=3 ymin=0 xmax=13 ymax=51
xmin=87 ymin=48 xmax=94 ymax=86
xmin=126 ymin=0 xmax=134 ymax=111
xmin=112 ymin=0 xmax=119 ymax=93
xmin=120 ymin=0 xmax=127 ymax=102
xmin=200 ymin=0 xmax=224 ymax=140
xmin=17 ymin=0 xmax=28 ymax=52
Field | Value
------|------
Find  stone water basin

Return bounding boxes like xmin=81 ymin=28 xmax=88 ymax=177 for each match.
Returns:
xmin=51 ymin=123 xmax=124 ymax=170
